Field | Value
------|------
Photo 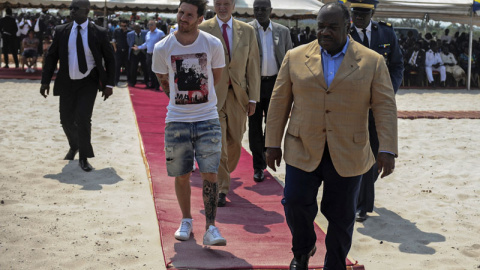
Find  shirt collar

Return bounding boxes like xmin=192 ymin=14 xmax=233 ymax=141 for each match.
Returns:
xmin=255 ymin=20 xmax=272 ymax=32
xmin=73 ymin=20 xmax=89 ymax=30
xmin=321 ymin=37 xmax=350 ymax=58
xmin=354 ymin=21 xmax=372 ymax=33
xmin=216 ymin=16 xmax=233 ymax=29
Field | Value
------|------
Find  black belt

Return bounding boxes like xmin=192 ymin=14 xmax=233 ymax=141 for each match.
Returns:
xmin=261 ymin=75 xmax=277 ymax=81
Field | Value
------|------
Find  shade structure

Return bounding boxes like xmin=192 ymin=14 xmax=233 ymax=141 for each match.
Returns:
xmin=0 ymin=0 xmax=323 ymax=19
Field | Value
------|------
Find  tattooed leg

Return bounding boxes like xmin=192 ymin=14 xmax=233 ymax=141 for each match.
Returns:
xmin=203 ymin=179 xmax=218 ymax=230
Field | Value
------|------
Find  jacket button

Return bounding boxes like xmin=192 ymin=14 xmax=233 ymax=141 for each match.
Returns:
xmin=323 ymin=128 xmax=326 ymax=132
xmin=326 ymin=110 xmax=331 ymax=113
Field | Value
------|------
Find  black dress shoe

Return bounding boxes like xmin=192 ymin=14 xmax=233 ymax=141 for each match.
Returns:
xmin=355 ymin=210 xmax=367 ymax=222
xmin=79 ymin=158 xmax=93 ymax=172
xmin=217 ymin=193 xmax=226 ymax=207
xmin=289 ymin=246 xmax=316 ymax=270
xmin=64 ymin=148 xmax=78 ymax=160
xmin=253 ymin=169 xmax=265 ymax=182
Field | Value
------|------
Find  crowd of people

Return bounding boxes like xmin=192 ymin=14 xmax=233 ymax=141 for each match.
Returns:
xmin=399 ymin=28 xmax=480 ymax=87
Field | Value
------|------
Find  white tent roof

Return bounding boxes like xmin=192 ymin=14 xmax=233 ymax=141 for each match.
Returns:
xmin=1 ymin=0 xmax=323 ymax=19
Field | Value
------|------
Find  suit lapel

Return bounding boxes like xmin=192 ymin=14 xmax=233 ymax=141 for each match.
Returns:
xmin=231 ymin=19 xmax=243 ymax=58
xmin=304 ymin=42 xmax=327 ymax=90
xmin=62 ymin=23 xmax=73 ymax=65
xmin=328 ymin=39 xmax=360 ymax=90
xmin=210 ymin=17 xmax=229 ymax=59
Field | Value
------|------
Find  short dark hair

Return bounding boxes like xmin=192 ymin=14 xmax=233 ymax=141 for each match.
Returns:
xmin=6 ymin=7 xmax=13 ymax=15
xmin=318 ymin=2 xmax=350 ymax=25
xmin=179 ymin=0 xmax=208 ymax=17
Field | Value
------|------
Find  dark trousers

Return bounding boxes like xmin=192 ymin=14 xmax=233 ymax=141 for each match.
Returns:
xmin=357 ymin=110 xmax=379 ymax=213
xmin=59 ymin=71 xmax=99 ymax=159
xmin=129 ymin=52 xmax=148 ymax=86
xmin=114 ymin=49 xmax=129 ymax=85
xmin=248 ymin=77 xmax=276 ymax=171
xmin=282 ymin=145 xmax=362 ymax=270
xmin=146 ymin=53 xmax=159 ymax=89
xmin=2 ymin=35 xmax=19 ymax=67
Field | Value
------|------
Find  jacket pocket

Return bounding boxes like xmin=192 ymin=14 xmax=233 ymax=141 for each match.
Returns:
xmin=287 ymin=124 xmax=300 ymax=137
xmin=353 ymin=132 xmax=367 ymax=143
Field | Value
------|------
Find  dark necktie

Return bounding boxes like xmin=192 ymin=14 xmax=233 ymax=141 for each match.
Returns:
xmin=362 ymin=28 xmax=369 ymax=48
xmin=77 ymin=25 xmax=88 ymax=74
xmin=222 ymin=24 xmax=231 ymax=60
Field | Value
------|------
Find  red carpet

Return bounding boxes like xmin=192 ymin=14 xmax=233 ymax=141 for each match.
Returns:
xmin=0 ymin=67 xmax=49 ymax=80
xmin=129 ymin=84 xmax=364 ymax=270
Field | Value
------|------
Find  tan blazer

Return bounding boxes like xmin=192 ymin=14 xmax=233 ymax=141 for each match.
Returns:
xmin=265 ymin=38 xmax=398 ymax=177
xmin=199 ymin=16 xmax=260 ymax=110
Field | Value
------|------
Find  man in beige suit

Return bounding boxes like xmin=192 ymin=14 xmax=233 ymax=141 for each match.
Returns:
xmin=265 ymin=3 xmax=397 ymax=270
xmin=199 ymin=0 xmax=260 ymax=207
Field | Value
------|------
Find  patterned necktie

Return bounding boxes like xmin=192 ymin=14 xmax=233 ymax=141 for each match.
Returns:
xmin=76 ymin=25 xmax=88 ymax=74
xmin=222 ymin=23 xmax=231 ymax=60
xmin=362 ymin=28 xmax=369 ymax=48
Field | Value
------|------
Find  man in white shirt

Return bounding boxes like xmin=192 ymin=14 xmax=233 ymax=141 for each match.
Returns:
xmin=247 ymin=0 xmax=292 ymax=182
xmin=440 ymin=45 xmax=466 ymax=85
xmin=425 ymin=42 xmax=447 ymax=87
xmin=152 ymin=0 xmax=227 ymax=246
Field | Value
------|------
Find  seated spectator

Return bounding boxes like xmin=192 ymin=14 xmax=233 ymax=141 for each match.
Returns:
xmin=425 ymin=42 xmax=446 ymax=87
xmin=21 ymin=29 xmax=39 ymax=73
xmin=458 ymin=45 xmax=479 ymax=87
xmin=42 ymin=34 xmax=52 ymax=69
xmin=441 ymin=28 xmax=452 ymax=45
xmin=440 ymin=45 xmax=466 ymax=85
xmin=404 ymin=41 xmax=425 ymax=86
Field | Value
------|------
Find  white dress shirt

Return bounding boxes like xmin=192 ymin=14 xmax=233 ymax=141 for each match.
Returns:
xmin=68 ymin=20 xmax=96 ymax=80
xmin=425 ymin=49 xmax=444 ymax=67
xmin=256 ymin=20 xmax=278 ymax=76
xmin=216 ymin=16 xmax=233 ymax=57
xmin=354 ymin=21 xmax=372 ymax=47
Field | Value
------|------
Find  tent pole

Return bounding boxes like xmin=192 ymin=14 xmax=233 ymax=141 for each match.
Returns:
xmin=468 ymin=8 xmax=473 ymax=90
xmin=104 ymin=0 xmax=107 ymax=28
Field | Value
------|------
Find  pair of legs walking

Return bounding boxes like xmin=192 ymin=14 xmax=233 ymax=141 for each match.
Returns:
xmin=165 ymin=119 xmax=226 ymax=246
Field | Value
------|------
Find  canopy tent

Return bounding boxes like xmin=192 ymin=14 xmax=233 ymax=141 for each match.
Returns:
xmin=0 ymin=0 xmax=323 ymax=19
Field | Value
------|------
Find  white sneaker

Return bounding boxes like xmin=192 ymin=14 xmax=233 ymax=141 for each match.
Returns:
xmin=25 ymin=68 xmax=30 ymax=73
xmin=203 ymin=225 xmax=227 ymax=246
xmin=174 ymin=218 xmax=193 ymax=241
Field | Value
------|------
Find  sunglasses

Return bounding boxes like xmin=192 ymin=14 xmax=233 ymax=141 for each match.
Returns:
xmin=253 ymin=7 xmax=271 ymax=12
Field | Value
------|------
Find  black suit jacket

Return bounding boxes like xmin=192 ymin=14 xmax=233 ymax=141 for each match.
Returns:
xmin=41 ymin=21 xmax=115 ymax=96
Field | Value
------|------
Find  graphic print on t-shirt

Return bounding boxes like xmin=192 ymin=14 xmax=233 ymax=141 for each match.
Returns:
xmin=171 ymin=53 xmax=209 ymax=105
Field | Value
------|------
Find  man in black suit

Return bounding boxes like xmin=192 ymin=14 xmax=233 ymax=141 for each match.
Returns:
xmin=40 ymin=0 xmax=115 ymax=172
xmin=0 ymin=7 xmax=19 ymax=68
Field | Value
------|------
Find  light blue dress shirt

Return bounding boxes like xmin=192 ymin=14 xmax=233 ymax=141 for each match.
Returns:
xmin=321 ymin=37 xmax=350 ymax=88
xmin=138 ymin=28 xmax=165 ymax=53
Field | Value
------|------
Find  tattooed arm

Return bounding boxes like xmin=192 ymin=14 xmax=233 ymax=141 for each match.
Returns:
xmin=155 ymin=73 xmax=170 ymax=98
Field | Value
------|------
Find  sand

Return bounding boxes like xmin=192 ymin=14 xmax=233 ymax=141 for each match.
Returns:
xmin=1 ymin=79 xmax=479 ymax=270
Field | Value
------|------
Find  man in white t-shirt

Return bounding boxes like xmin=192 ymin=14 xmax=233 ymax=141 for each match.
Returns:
xmin=152 ymin=0 xmax=227 ymax=246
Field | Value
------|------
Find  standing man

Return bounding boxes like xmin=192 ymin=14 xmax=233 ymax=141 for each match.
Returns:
xmin=348 ymin=0 xmax=403 ymax=222
xmin=152 ymin=0 xmax=227 ymax=246
xmin=265 ymin=3 xmax=398 ymax=269
xmin=126 ymin=24 xmax=148 ymax=87
xmin=112 ymin=19 xmax=130 ymax=87
xmin=133 ymin=20 xmax=165 ymax=91
xmin=0 ymin=7 xmax=19 ymax=68
xmin=248 ymin=0 xmax=292 ymax=182
xmin=40 ymin=0 xmax=115 ymax=172
xmin=199 ymin=0 xmax=260 ymax=207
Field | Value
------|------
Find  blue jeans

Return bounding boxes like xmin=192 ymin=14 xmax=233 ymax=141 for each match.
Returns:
xmin=164 ymin=118 xmax=222 ymax=177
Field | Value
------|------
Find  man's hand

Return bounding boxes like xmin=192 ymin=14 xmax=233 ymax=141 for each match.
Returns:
xmin=247 ymin=102 xmax=256 ymax=116
xmin=433 ymin=63 xmax=440 ymax=68
xmin=266 ymin=148 xmax=282 ymax=172
xmin=40 ymin=84 xmax=50 ymax=98
xmin=102 ymin=86 xmax=113 ymax=101
xmin=132 ymin=45 xmax=139 ymax=51
xmin=377 ymin=152 xmax=395 ymax=178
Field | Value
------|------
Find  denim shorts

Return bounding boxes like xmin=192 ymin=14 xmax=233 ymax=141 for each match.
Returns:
xmin=164 ymin=118 xmax=222 ymax=177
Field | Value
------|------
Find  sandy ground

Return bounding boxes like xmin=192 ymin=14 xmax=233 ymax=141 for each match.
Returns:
xmin=1 ymin=79 xmax=479 ymax=270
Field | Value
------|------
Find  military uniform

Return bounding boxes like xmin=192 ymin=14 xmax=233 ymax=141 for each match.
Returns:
xmin=348 ymin=0 xmax=403 ymax=221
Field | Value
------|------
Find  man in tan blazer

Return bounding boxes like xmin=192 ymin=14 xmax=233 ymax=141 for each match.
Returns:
xmin=199 ymin=0 xmax=260 ymax=207
xmin=247 ymin=0 xmax=293 ymax=183
xmin=265 ymin=3 xmax=397 ymax=270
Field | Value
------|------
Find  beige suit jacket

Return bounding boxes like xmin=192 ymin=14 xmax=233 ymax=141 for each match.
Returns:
xmin=265 ymin=38 xmax=398 ymax=177
xmin=199 ymin=16 xmax=260 ymax=110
